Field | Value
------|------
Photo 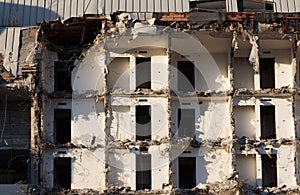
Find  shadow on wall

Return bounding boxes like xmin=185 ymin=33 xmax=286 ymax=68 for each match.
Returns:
xmin=0 ymin=2 xmax=61 ymax=27
xmin=107 ymin=150 xmax=128 ymax=188
xmin=197 ymin=156 xmax=211 ymax=185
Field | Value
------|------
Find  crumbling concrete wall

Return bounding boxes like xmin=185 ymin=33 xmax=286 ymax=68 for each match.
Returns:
xmin=234 ymin=39 xmax=293 ymax=89
xmin=108 ymin=144 xmax=169 ymax=190
xmin=43 ymin=148 xmax=106 ymax=190
xmin=172 ymin=148 xmax=232 ymax=188
xmin=169 ymin=32 xmax=231 ymax=93
xmin=256 ymin=98 xmax=294 ymax=139
xmin=236 ymin=154 xmax=256 ymax=186
xmin=277 ymin=145 xmax=296 ymax=187
xmin=171 ymin=98 xmax=231 ymax=140
xmin=233 ymin=106 xmax=256 ymax=139
xmin=110 ymin=97 xmax=168 ymax=141
xmin=40 ymin=49 xmax=57 ymax=93
xmin=233 ymin=97 xmax=294 ymax=139
xmin=43 ymin=99 xmax=71 ymax=143
xmin=72 ymin=99 xmax=105 ymax=147
xmin=108 ymin=48 xmax=168 ymax=91
xmin=4 ymin=9 xmax=299 ymax=194
xmin=235 ymin=145 xmax=296 ymax=188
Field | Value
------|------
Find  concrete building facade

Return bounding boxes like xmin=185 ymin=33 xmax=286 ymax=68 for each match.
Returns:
xmin=1 ymin=0 xmax=300 ymax=194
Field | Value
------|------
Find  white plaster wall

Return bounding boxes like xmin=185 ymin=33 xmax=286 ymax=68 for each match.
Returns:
xmin=234 ymin=97 xmax=294 ymax=139
xmin=151 ymin=55 xmax=168 ymax=90
xmin=41 ymin=49 xmax=57 ymax=93
xmin=233 ymin=97 xmax=256 ymax=106
xmin=72 ymin=99 xmax=105 ymax=147
xmin=173 ymin=148 xmax=232 ymax=188
xmin=72 ymin=41 xmax=106 ymax=95
xmin=110 ymin=97 xmax=168 ymax=140
xmin=234 ymin=40 xmax=293 ymax=89
xmin=170 ymin=98 xmax=230 ymax=140
xmin=271 ymin=49 xmax=293 ymax=88
xmin=149 ymin=145 xmax=170 ymax=190
xmin=43 ymin=149 xmax=105 ymax=190
xmin=43 ymin=99 xmax=72 ymax=143
xmin=257 ymin=98 xmax=294 ymax=139
xmin=110 ymin=48 xmax=168 ymax=91
xmin=108 ymin=149 xmax=136 ymax=190
xmin=250 ymin=146 xmax=297 ymax=188
xmin=170 ymin=52 xmax=230 ymax=92
xmin=170 ymin=35 xmax=230 ymax=92
xmin=107 ymin=57 xmax=130 ymax=91
xmin=108 ymin=145 xmax=169 ymax=190
xmin=198 ymin=148 xmax=232 ymax=185
xmin=110 ymin=106 xmax=133 ymax=140
xmin=273 ymin=98 xmax=294 ymax=139
xmin=236 ymin=154 xmax=256 ymax=186
xmin=277 ymin=145 xmax=296 ymax=187
xmin=233 ymin=106 xmax=256 ymax=139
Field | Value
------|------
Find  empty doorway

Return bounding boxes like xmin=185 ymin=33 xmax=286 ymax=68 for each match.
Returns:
xmin=54 ymin=157 xmax=71 ymax=189
xmin=54 ymin=109 xmax=71 ymax=144
xmin=179 ymin=157 xmax=196 ymax=188
xmin=136 ymin=106 xmax=151 ymax=140
xmin=260 ymin=106 xmax=276 ymax=139
xmin=262 ymin=154 xmax=277 ymax=187
xmin=136 ymin=154 xmax=151 ymax=190
xmin=177 ymin=61 xmax=195 ymax=92
xmin=136 ymin=57 xmax=151 ymax=89
xmin=260 ymin=58 xmax=275 ymax=89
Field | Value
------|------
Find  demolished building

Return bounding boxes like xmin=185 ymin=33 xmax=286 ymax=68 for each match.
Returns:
xmin=1 ymin=0 xmax=300 ymax=194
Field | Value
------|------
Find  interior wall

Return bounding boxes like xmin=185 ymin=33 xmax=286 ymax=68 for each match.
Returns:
xmin=234 ymin=40 xmax=292 ymax=89
xmin=149 ymin=145 xmax=169 ymax=190
xmin=258 ymin=98 xmax=294 ymax=139
xmin=121 ymin=48 xmax=168 ymax=91
xmin=108 ymin=149 xmax=136 ymax=190
xmin=44 ymin=148 xmax=106 ymax=190
xmin=110 ymin=106 xmax=132 ymax=140
xmin=71 ymin=41 xmax=106 ymax=95
xmin=277 ymin=145 xmax=296 ymax=187
xmin=236 ymin=154 xmax=256 ymax=186
xmin=267 ymin=49 xmax=292 ymax=88
xmin=233 ymin=58 xmax=254 ymax=89
xmin=233 ymin=106 xmax=256 ymax=139
xmin=107 ymin=57 xmax=130 ymax=91
xmin=171 ymin=98 xmax=230 ymax=141
xmin=43 ymin=99 xmax=72 ymax=143
xmin=169 ymin=41 xmax=230 ymax=93
xmin=72 ymin=99 xmax=105 ymax=147
xmin=173 ymin=148 xmax=232 ymax=188
xmin=110 ymin=97 xmax=168 ymax=140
